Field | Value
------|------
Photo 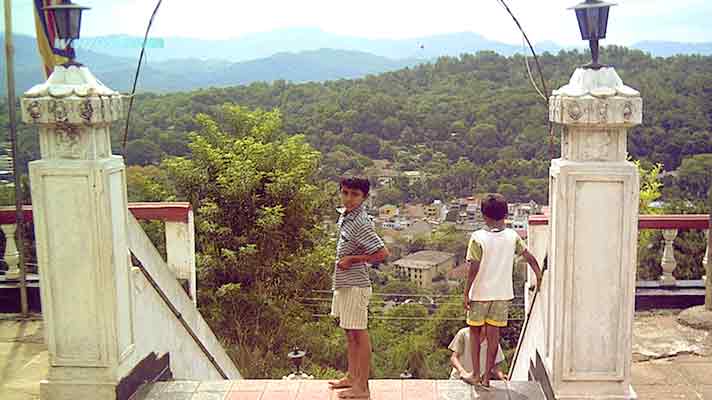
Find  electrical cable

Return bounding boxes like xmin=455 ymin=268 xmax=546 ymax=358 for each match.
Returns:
xmin=121 ymin=0 xmax=163 ymax=157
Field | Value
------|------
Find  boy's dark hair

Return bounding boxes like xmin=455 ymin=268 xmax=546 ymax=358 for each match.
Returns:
xmin=340 ymin=176 xmax=370 ymax=197
xmin=481 ymin=193 xmax=508 ymax=220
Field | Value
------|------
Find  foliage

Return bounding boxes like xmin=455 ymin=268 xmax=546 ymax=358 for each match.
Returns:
xmin=161 ymin=104 xmax=335 ymax=377
xmin=5 ymin=46 xmax=712 ymax=379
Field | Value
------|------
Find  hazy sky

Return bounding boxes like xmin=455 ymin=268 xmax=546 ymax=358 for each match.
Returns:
xmin=3 ymin=0 xmax=712 ymax=45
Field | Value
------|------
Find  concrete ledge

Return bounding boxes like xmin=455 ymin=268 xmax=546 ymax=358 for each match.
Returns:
xmin=678 ymin=306 xmax=712 ymax=331
xmin=40 ymin=380 xmax=117 ymax=400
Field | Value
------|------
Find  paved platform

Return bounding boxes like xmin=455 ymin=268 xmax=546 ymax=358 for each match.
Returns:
xmin=134 ymin=379 xmax=545 ymax=400
xmin=632 ymin=310 xmax=712 ymax=399
xmin=632 ymin=355 xmax=712 ymax=400
xmin=3 ymin=311 xmax=712 ymax=400
xmin=0 ymin=317 xmax=46 ymax=400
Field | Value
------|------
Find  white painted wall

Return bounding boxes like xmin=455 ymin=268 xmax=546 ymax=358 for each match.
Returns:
xmin=126 ymin=213 xmax=240 ymax=381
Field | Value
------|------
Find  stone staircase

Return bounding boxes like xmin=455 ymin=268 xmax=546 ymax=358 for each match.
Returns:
xmin=133 ymin=379 xmax=547 ymax=400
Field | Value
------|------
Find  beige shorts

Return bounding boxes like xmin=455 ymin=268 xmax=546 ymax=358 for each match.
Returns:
xmin=330 ymin=287 xmax=371 ymax=330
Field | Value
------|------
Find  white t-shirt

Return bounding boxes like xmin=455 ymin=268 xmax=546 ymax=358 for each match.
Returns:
xmin=448 ymin=327 xmax=505 ymax=379
xmin=466 ymin=228 xmax=526 ymax=301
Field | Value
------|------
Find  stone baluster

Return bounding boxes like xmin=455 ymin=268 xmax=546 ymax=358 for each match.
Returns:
xmin=1 ymin=224 xmax=20 ymax=279
xmin=660 ymin=229 xmax=679 ymax=286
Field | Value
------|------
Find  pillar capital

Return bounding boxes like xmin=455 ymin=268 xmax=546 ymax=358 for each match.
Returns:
xmin=20 ymin=65 xmax=122 ymax=161
xmin=550 ymin=67 xmax=642 ymax=163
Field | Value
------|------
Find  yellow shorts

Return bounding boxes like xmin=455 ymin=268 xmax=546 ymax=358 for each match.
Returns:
xmin=466 ymin=300 xmax=510 ymax=327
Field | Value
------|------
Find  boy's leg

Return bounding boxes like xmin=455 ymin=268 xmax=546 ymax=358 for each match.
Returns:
xmin=356 ymin=330 xmax=371 ymax=390
xmin=329 ymin=289 xmax=353 ymax=388
xmin=338 ymin=287 xmax=371 ymax=398
xmin=466 ymin=301 xmax=487 ymax=384
xmin=347 ymin=329 xmax=357 ymax=382
xmin=483 ymin=325 xmax=500 ymax=387
xmin=468 ymin=325 xmax=483 ymax=383
xmin=338 ymin=330 xmax=370 ymax=398
xmin=330 ymin=329 xmax=356 ymax=388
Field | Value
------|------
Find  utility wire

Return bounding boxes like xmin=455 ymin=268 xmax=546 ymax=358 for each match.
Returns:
xmin=311 ymin=314 xmax=525 ymax=322
xmin=122 ymin=0 xmax=163 ymax=156
xmin=496 ymin=0 xmax=549 ymax=105
xmin=496 ymin=0 xmax=556 ymax=160
xmin=310 ymin=290 xmax=525 ymax=299
xmin=522 ymin=36 xmax=547 ymax=102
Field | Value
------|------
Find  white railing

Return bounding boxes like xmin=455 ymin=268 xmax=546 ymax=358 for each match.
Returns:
xmin=0 ymin=203 xmax=197 ymax=304
xmin=512 ymin=213 xmax=711 ymax=381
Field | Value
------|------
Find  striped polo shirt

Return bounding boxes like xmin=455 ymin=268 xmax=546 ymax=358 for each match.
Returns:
xmin=332 ymin=205 xmax=385 ymax=289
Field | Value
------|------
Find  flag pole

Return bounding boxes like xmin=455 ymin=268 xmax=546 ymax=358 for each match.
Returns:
xmin=4 ymin=0 xmax=29 ymax=316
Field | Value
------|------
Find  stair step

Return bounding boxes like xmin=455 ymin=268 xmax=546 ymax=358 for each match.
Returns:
xmin=134 ymin=379 xmax=546 ymax=400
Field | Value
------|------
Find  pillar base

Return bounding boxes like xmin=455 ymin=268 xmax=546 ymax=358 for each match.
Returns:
xmin=41 ymin=380 xmax=117 ymax=400
xmin=3 ymin=270 xmax=21 ymax=280
xmin=555 ymin=385 xmax=637 ymax=400
xmin=659 ymin=276 xmax=677 ymax=287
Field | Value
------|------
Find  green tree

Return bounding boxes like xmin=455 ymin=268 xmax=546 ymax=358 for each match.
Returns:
xmin=676 ymin=154 xmax=712 ymax=200
xmin=126 ymin=138 xmax=164 ymax=166
xmin=635 ymin=161 xmax=664 ymax=280
xmin=163 ymin=104 xmax=334 ymax=378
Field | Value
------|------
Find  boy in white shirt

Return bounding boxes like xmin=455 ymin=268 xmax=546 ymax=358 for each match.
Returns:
xmin=463 ymin=193 xmax=542 ymax=388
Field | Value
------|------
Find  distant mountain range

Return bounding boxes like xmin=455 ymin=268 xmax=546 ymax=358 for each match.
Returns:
xmin=72 ymin=28 xmax=564 ymax=63
xmin=631 ymin=41 xmax=712 ymax=57
xmin=2 ymin=34 xmax=422 ymax=93
xmin=2 ymin=29 xmax=711 ymax=94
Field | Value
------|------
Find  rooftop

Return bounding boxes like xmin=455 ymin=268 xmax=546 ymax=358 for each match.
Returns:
xmin=393 ymin=250 xmax=455 ymax=269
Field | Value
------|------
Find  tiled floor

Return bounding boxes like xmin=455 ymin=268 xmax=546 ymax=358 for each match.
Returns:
xmin=133 ymin=379 xmax=547 ymax=400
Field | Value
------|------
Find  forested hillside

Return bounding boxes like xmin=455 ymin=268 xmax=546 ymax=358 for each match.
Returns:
xmin=109 ymin=46 xmax=712 ymax=203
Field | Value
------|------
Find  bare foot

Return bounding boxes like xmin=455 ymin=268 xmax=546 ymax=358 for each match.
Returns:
xmin=328 ymin=376 xmax=352 ymax=389
xmin=461 ymin=372 xmax=479 ymax=386
xmin=337 ymin=387 xmax=370 ymax=399
xmin=494 ymin=369 xmax=508 ymax=381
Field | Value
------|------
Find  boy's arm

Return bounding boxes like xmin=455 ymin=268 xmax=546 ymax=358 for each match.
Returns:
xmin=464 ymin=260 xmax=479 ymax=310
xmin=450 ymin=351 xmax=468 ymax=376
xmin=448 ymin=331 xmax=468 ymax=375
xmin=515 ymin=235 xmax=543 ymax=291
xmin=522 ymin=249 xmax=543 ymax=291
xmin=464 ymin=235 xmax=482 ymax=310
xmin=337 ymin=220 xmax=389 ymax=269
xmin=339 ymin=247 xmax=389 ymax=267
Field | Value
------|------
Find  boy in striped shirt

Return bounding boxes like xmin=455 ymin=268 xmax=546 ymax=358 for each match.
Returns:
xmin=329 ymin=176 xmax=389 ymax=399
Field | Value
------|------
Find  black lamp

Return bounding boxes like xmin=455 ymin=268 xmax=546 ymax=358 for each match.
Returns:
xmin=399 ymin=370 xmax=413 ymax=379
xmin=287 ymin=347 xmax=306 ymax=375
xmin=43 ymin=1 xmax=90 ymax=65
xmin=570 ymin=0 xmax=616 ymax=69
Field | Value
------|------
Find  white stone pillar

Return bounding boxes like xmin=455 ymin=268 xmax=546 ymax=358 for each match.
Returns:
xmin=21 ymin=66 xmax=134 ymax=400
xmin=165 ymin=209 xmax=196 ymax=304
xmin=547 ymin=68 xmax=641 ymax=400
